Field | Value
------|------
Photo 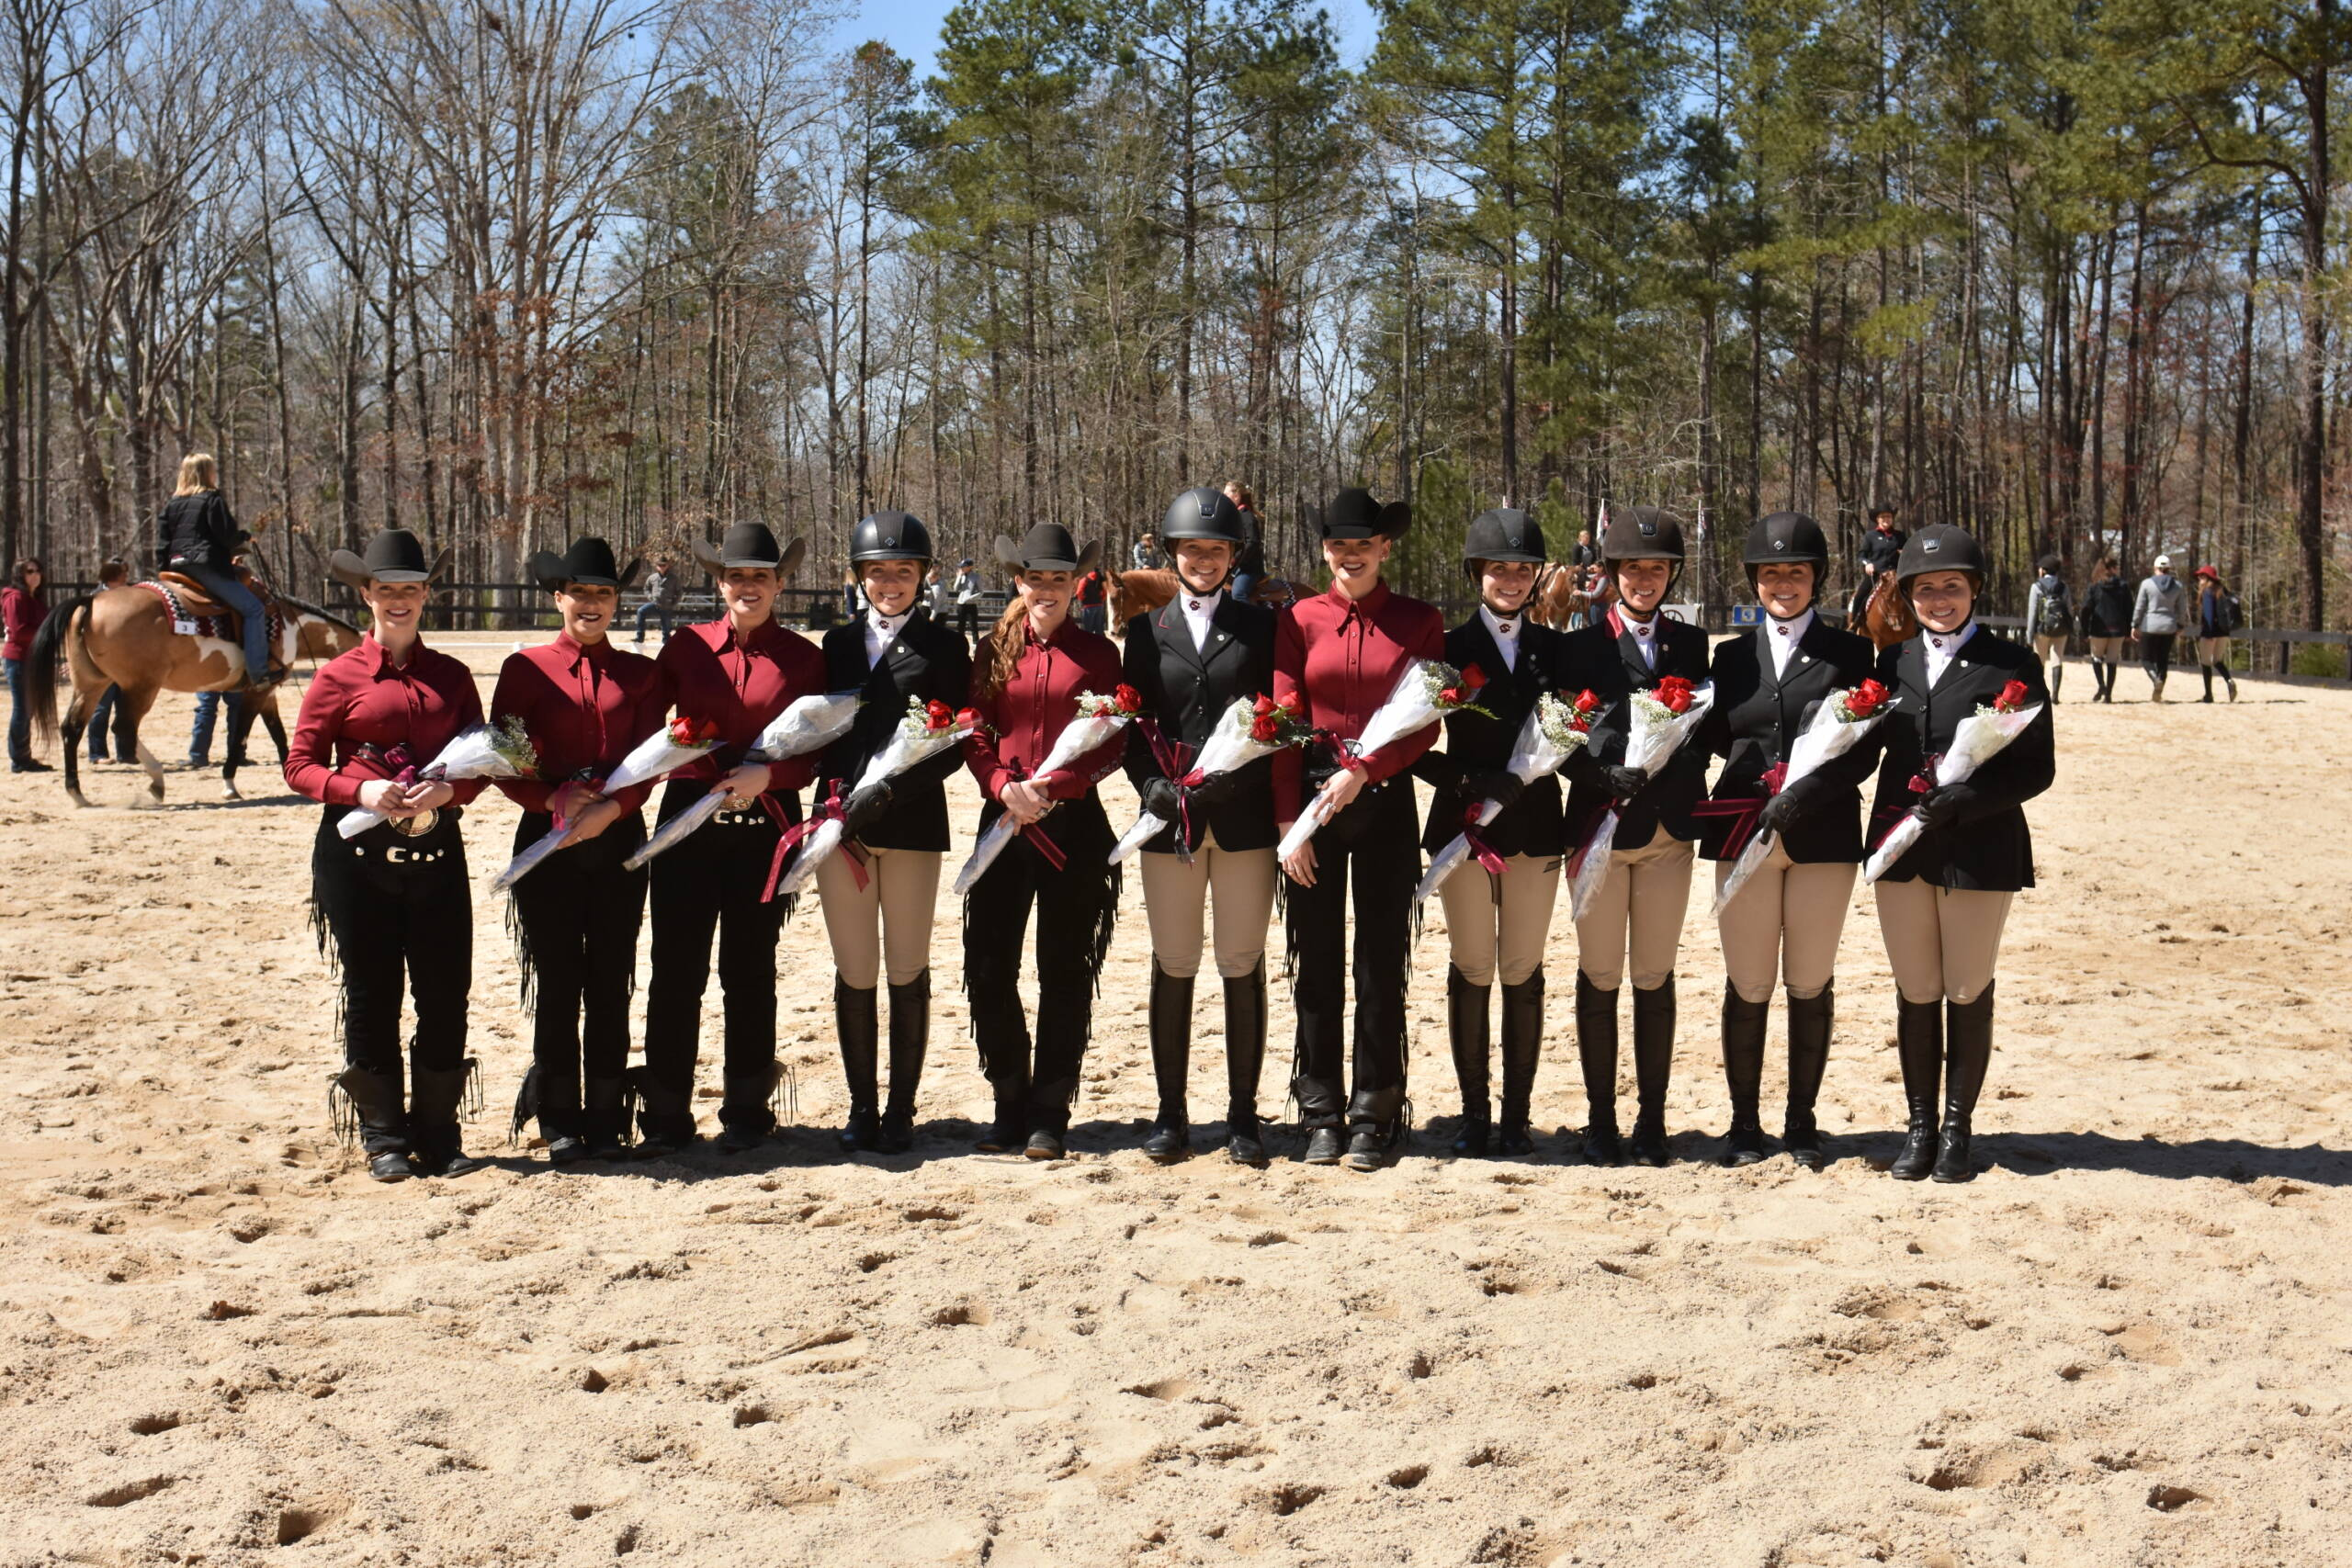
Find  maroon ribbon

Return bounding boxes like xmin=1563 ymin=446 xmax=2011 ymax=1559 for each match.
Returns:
xmin=998 ymin=760 xmax=1069 ymax=872
xmin=1140 ymin=717 xmax=1201 ymax=861
xmin=1865 ymin=755 xmax=1945 ymax=856
xmin=1460 ymin=801 xmax=1506 ymax=876
xmin=1690 ymin=761 xmax=1789 ymax=860
xmin=763 ymin=782 xmax=867 ymax=902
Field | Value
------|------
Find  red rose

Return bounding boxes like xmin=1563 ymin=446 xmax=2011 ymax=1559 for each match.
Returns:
xmin=1250 ymin=717 xmax=1279 ymax=742
xmin=1253 ymin=694 xmax=1276 ymax=716
xmin=1995 ymin=679 xmax=2030 ymax=713
xmin=956 ymin=706 xmax=982 ymax=730
xmin=1441 ymin=686 xmax=1464 ymax=705
xmin=926 ymin=698 xmax=951 ymax=718
xmin=1461 ymin=664 xmax=1487 ymax=691
xmin=1114 ymin=683 xmax=1141 ymax=713
xmin=1572 ymin=688 xmax=1601 ymax=715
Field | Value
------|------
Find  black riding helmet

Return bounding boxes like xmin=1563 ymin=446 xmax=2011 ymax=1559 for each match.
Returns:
xmin=1894 ymin=524 xmax=1986 ymax=590
xmin=1161 ymin=486 xmax=1247 ymax=545
xmin=850 ymin=510 xmax=933 ymax=566
xmin=1740 ymin=511 xmax=1828 ymax=607
xmin=1461 ymin=507 xmax=1545 ymax=590
xmin=1600 ymin=504 xmax=1684 ymax=604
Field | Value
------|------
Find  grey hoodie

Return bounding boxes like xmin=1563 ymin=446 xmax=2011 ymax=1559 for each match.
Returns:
xmin=2133 ymin=573 xmax=2187 ymax=635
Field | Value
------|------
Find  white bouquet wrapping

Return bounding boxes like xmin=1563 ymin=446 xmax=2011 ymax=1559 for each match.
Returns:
xmin=770 ymin=697 xmax=981 ymax=899
xmin=1862 ymin=698 xmax=2043 ymax=884
xmin=1712 ymin=682 xmax=1894 ymax=914
xmin=334 ymin=718 xmax=537 ymax=840
xmin=622 ymin=692 xmax=864 ymax=873
xmin=1274 ymin=659 xmax=1479 ymax=863
xmin=951 ymin=692 xmax=1138 ymax=896
xmin=1106 ymin=695 xmax=1309 ymax=865
xmin=597 ymin=716 xmax=721 ymax=799
xmin=1413 ymin=690 xmax=1596 ymax=905
xmin=1566 ymin=678 xmax=1715 ymax=919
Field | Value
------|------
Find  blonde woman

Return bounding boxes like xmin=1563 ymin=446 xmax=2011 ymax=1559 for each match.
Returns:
xmin=158 ymin=454 xmax=279 ymax=688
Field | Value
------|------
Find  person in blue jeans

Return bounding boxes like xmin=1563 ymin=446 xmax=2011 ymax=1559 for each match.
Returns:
xmin=4 ymin=557 xmax=49 ymax=772
xmin=187 ymin=690 xmax=248 ymax=768
xmin=156 ymin=453 xmax=278 ymax=691
xmin=85 ymin=558 xmax=130 ymax=761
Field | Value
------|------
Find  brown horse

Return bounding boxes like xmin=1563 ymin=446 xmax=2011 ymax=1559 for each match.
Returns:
xmin=1107 ymin=569 xmax=1301 ymax=626
xmin=25 ymin=585 xmax=363 ymax=806
xmin=1528 ymin=563 xmax=1600 ymax=631
xmin=1859 ymin=571 xmax=1918 ymax=649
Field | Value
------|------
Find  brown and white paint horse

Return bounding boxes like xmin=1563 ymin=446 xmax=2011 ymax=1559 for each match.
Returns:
xmin=25 ymin=585 xmax=362 ymax=806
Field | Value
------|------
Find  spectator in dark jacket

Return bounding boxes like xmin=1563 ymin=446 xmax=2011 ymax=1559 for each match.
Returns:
xmin=2076 ymin=555 xmax=2133 ymax=702
xmin=2193 ymin=565 xmax=2241 ymax=704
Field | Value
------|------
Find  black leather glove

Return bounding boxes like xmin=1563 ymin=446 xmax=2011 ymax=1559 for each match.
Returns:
xmin=1756 ymin=777 xmax=1818 ymax=837
xmin=842 ymin=782 xmax=893 ymax=838
xmin=1604 ymin=764 xmax=1651 ymax=803
xmin=1462 ymin=768 xmax=1525 ymax=808
xmin=1913 ymin=783 xmax=1970 ymax=831
xmin=1187 ymin=766 xmax=1242 ymax=807
xmin=1139 ymin=776 xmax=1184 ymax=820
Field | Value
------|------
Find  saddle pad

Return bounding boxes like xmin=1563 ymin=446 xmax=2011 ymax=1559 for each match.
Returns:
xmin=138 ymin=581 xmax=285 ymax=664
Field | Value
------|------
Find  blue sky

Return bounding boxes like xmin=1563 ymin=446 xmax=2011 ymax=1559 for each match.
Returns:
xmin=829 ymin=0 xmax=1380 ymax=79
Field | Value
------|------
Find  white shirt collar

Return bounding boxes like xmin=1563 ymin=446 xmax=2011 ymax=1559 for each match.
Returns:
xmin=1766 ymin=607 xmax=1813 ymax=675
xmin=1620 ymin=610 xmax=1658 ymax=666
xmin=1921 ymin=620 xmax=1977 ymax=684
xmin=1478 ymin=604 xmax=1521 ymax=670
xmin=864 ymin=604 xmax=909 ymax=664
xmin=1179 ymin=587 xmax=1223 ymax=651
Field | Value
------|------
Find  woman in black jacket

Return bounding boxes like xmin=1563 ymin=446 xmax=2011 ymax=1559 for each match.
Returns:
xmin=1416 ymin=509 xmax=1566 ymax=1156
xmin=1122 ymin=488 xmax=1280 ymax=1166
xmin=812 ymin=512 xmax=974 ymax=1155
xmin=2075 ymin=555 xmax=2133 ymax=703
xmin=158 ymin=453 xmax=281 ymax=688
xmin=1860 ymin=525 xmax=2055 ymax=1183
xmin=1697 ymin=513 xmax=1875 ymax=1168
xmin=1556 ymin=506 xmax=1712 ymax=1167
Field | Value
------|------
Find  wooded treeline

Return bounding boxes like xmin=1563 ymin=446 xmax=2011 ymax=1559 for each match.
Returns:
xmin=2 ymin=0 xmax=2343 ymax=626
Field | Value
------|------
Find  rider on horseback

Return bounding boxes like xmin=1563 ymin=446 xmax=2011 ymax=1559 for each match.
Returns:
xmin=158 ymin=453 xmax=284 ymax=690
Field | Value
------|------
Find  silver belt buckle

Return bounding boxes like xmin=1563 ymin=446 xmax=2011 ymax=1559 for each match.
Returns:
xmin=391 ymin=808 xmax=439 ymax=838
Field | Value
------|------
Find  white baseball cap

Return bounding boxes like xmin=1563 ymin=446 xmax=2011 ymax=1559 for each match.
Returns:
xmin=2154 ymin=553 xmax=2171 ymax=570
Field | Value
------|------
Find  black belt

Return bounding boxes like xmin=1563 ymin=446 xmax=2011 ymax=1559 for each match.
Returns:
xmin=353 ymin=841 xmax=453 ymax=865
xmin=708 ymin=807 xmax=775 ymax=829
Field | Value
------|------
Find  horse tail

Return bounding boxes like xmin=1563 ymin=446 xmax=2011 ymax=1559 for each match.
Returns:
xmin=277 ymin=592 xmax=358 ymax=637
xmin=25 ymin=593 xmax=92 ymax=747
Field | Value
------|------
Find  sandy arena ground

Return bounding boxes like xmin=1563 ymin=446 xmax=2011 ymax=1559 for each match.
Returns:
xmin=0 ymin=634 xmax=2346 ymax=1567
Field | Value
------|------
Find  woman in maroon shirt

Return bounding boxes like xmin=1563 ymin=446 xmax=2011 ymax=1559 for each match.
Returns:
xmin=1272 ymin=489 xmax=1445 ymax=1171
xmin=640 ymin=523 xmax=824 ymax=1158
xmin=962 ymin=523 xmax=1125 ymax=1160
xmin=5 ymin=557 xmax=49 ymax=773
xmin=286 ymin=529 xmax=486 ymax=1182
xmin=491 ymin=538 xmax=664 ymax=1165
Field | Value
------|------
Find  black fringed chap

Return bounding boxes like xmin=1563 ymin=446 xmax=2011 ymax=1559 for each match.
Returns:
xmin=1082 ymin=863 xmax=1122 ymax=998
xmin=769 ymin=1061 xmax=799 ymax=1123
xmin=509 ymin=1062 xmax=542 ymax=1145
xmin=328 ymin=1074 xmax=359 ymax=1149
xmin=504 ymin=894 xmax=537 ymax=1013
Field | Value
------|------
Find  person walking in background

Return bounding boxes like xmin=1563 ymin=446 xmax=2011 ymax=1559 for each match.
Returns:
xmin=187 ymin=691 xmax=248 ymax=769
xmin=1075 ymin=564 xmax=1109 ymax=636
xmin=633 ymin=556 xmax=679 ymax=646
xmin=1130 ymin=530 xmax=1161 ymax=572
xmin=2193 ymin=565 xmax=2241 ymax=703
xmin=86 ymin=558 xmax=129 ymax=763
xmin=1224 ymin=482 xmax=1265 ymax=605
xmin=2132 ymin=553 xmax=2188 ymax=701
xmin=2077 ymin=554 xmax=2132 ymax=702
xmin=2024 ymin=555 xmax=2073 ymax=703
xmin=4 ymin=557 xmax=50 ymax=773
xmin=840 ymin=568 xmax=862 ymax=624
xmin=955 ymin=558 xmax=982 ymax=645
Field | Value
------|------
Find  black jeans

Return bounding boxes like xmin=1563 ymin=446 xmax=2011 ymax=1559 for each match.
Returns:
xmin=643 ymin=780 xmax=792 ymax=1130
xmin=311 ymin=807 xmax=472 ymax=1080
xmin=961 ymin=800 xmax=1118 ymax=1133
xmin=510 ymin=810 xmax=649 ymax=1136
xmin=1284 ymin=778 xmax=1418 ymax=1129
xmin=2142 ymin=631 xmax=2176 ymax=683
xmin=956 ymin=603 xmax=979 ymax=643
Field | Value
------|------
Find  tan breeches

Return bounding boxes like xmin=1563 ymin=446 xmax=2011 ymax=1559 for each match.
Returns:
xmin=1574 ymin=824 xmax=1692 ymax=992
xmin=1439 ymin=852 xmax=1562 ymax=987
xmin=1136 ymin=833 xmax=1278 ymax=979
xmin=2196 ymin=637 xmax=2231 ymax=665
xmin=1873 ymin=879 xmax=2013 ymax=1006
xmin=2032 ymin=633 xmax=2065 ymax=683
xmin=2087 ymin=636 xmax=2127 ymax=660
xmin=814 ymin=845 xmax=943 ymax=988
xmin=1713 ymin=842 xmax=1855 ymax=1003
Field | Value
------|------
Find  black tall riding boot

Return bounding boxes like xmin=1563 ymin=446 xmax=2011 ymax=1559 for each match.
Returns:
xmin=410 ymin=1062 xmax=484 ymax=1178
xmin=1575 ymin=973 xmax=1623 ymax=1165
xmin=1719 ymin=984 xmax=1770 ymax=1166
xmin=1935 ymin=983 xmax=1996 ymax=1184
xmin=632 ymin=1075 xmax=695 ymax=1159
xmin=1627 ymin=976 xmax=1677 ymax=1167
xmin=1447 ymin=965 xmax=1493 ymax=1156
xmin=1144 ymin=963 xmax=1196 ymax=1163
xmin=2200 ymin=665 xmax=2214 ymax=702
xmin=715 ymin=1062 xmax=780 ymax=1154
xmin=583 ymin=1076 xmax=630 ymax=1160
xmin=334 ymin=1066 xmax=413 ymax=1182
xmin=877 ymin=970 xmax=929 ymax=1155
xmin=1223 ymin=962 xmax=1269 ymax=1166
xmin=835 ymin=977 xmax=882 ymax=1153
xmin=1497 ymin=969 xmax=1544 ymax=1156
xmin=2090 ymin=660 xmax=2109 ymax=701
xmin=1782 ymin=983 xmax=1834 ymax=1170
xmin=1889 ymin=998 xmax=1943 ymax=1180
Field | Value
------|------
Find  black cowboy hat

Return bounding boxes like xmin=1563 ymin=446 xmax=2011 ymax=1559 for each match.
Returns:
xmin=1315 ymin=486 xmax=1410 ymax=541
xmin=329 ymin=528 xmax=452 ymax=592
xmin=528 ymin=536 xmax=643 ymax=594
xmin=994 ymin=523 xmax=1101 ymax=575
xmin=691 ymin=523 xmax=807 ymax=578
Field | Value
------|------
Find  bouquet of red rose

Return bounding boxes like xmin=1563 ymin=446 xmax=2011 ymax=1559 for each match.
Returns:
xmin=1566 ymin=674 xmax=1715 ymax=919
xmin=595 ymin=714 xmax=723 ymax=803
xmin=952 ymin=683 xmax=1141 ymax=894
xmin=616 ymin=692 xmax=865 ymax=874
xmin=1712 ymin=678 xmax=1894 ymax=914
xmin=1274 ymin=660 xmax=1487 ymax=863
xmin=1413 ymin=687 xmax=1599 ymax=904
xmin=1863 ymin=678 xmax=2041 ymax=884
xmin=1107 ymin=694 xmax=1313 ymax=865
xmin=334 ymin=716 xmax=538 ymax=840
xmin=771 ymin=695 xmax=984 ymax=898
